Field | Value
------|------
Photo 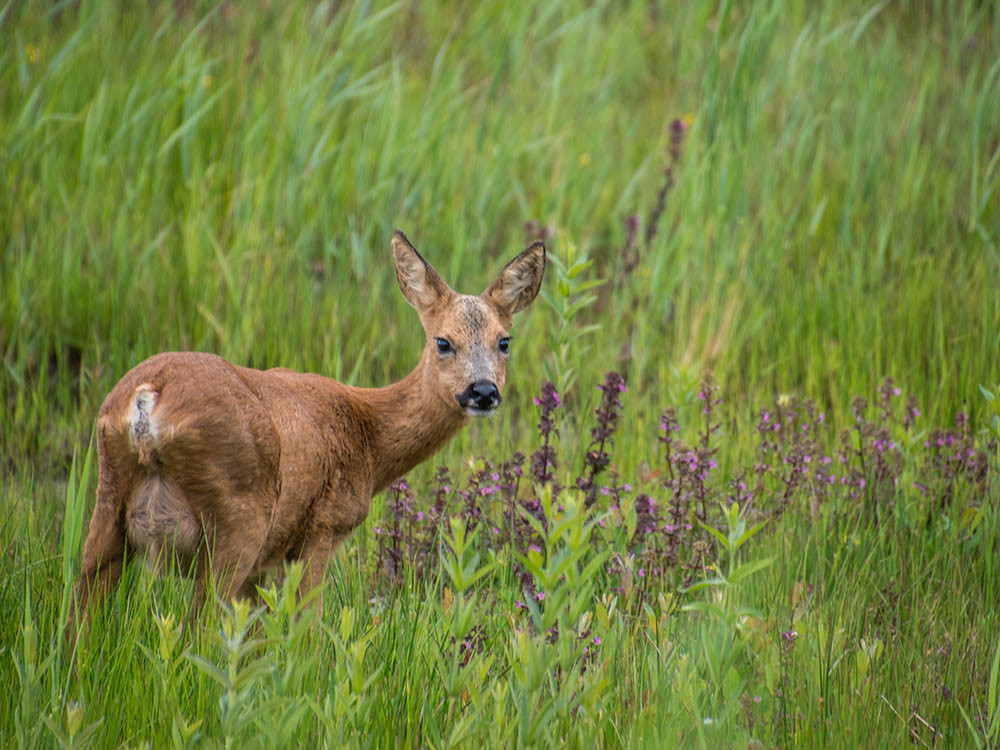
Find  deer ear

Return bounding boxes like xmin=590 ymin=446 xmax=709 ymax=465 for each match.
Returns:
xmin=484 ymin=241 xmax=546 ymax=316
xmin=392 ymin=231 xmax=451 ymax=310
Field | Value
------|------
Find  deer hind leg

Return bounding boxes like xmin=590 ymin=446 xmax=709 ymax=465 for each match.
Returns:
xmin=192 ymin=501 xmax=271 ymax=614
xmin=71 ymin=479 xmax=131 ymax=633
xmin=194 ymin=546 xmax=258 ymax=616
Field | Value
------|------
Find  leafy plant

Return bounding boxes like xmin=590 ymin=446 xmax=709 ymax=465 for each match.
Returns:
xmin=540 ymin=241 xmax=604 ymax=399
xmin=186 ymin=601 xmax=274 ymax=750
xmin=681 ymin=502 xmax=771 ymax=733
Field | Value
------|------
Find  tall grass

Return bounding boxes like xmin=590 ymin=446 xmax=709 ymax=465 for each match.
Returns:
xmin=2 ymin=0 xmax=998 ymax=746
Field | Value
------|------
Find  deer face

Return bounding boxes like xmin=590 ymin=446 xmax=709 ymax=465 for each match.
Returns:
xmin=392 ymin=231 xmax=545 ymax=417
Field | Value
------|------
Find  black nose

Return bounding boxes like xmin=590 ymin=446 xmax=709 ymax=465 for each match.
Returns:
xmin=457 ymin=380 xmax=501 ymax=411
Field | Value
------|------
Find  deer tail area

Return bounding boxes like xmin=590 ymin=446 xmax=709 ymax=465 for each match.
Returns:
xmin=127 ymin=383 xmax=161 ymax=466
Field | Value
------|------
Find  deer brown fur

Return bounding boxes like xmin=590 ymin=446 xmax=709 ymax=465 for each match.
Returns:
xmin=72 ymin=231 xmax=545 ymax=626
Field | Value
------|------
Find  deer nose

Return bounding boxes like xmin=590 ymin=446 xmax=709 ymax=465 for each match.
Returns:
xmin=457 ymin=380 xmax=501 ymax=412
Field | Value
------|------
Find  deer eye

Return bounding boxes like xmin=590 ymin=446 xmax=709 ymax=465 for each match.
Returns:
xmin=498 ymin=337 xmax=510 ymax=354
xmin=436 ymin=338 xmax=453 ymax=354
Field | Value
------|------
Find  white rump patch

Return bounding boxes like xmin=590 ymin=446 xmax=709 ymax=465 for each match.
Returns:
xmin=129 ymin=384 xmax=160 ymax=463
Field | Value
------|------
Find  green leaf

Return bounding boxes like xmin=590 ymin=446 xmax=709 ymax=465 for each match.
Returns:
xmin=728 ymin=557 xmax=774 ymax=585
xmin=681 ymin=601 xmax=726 ymax=619
xmin=157 ymin=83 xmax=232 ymax=157
xmin=735 ymin=520 xmax=768 ymax=550
xmin=461 ymin=560 xmax=500 ymax=590
xmin=699 ymin=521 xmax=731 ymax=552
xmin=185 ymin=654 xmax=230 ymax=689
xmin=232 ymin=657 xmax=273 ymax=690
xmin=580 ymin=550 xmax=611 ymax=585
xmin=682 ymin=576 xmax=727 ymax=594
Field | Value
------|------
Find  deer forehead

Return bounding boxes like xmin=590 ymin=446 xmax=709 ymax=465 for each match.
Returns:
xmin=435 ymin=296 xmax=508 ymax=342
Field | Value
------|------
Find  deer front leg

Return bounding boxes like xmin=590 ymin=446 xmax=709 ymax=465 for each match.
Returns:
xmin=295 ymin=525 xmax=353 ymax=623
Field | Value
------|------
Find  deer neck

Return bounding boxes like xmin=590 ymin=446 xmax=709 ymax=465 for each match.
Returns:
xmin=353 ymin=351 xmax=469 ymax=493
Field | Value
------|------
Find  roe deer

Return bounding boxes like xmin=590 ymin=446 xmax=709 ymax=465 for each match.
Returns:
xmin=72 ymin=231 xmax=545 ymax=625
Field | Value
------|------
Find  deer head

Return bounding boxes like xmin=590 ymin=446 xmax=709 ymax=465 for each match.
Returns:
xmin=391 ymin=230 xmax=545 ymax=417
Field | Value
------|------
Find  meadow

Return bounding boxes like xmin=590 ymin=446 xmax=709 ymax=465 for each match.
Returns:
xmin=2 ymin=0 xmax=999 ymax=746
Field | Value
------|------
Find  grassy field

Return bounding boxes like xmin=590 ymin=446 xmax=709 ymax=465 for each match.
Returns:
xmin=2 ymin=0 xmax=1000 ymax=746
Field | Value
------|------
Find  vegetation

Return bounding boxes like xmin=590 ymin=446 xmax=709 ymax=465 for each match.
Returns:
xmin=2 ymin=0 xmax=999 ymax=746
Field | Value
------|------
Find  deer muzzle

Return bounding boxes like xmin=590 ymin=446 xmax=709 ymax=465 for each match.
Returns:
xmin=456 ymin=380 xmax=501 ymax=414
